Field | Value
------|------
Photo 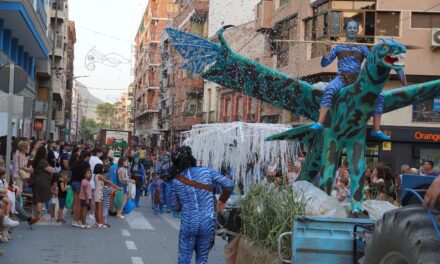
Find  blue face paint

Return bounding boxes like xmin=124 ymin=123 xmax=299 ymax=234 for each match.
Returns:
xmin=345 ymin=20 xmax=359 ymax=42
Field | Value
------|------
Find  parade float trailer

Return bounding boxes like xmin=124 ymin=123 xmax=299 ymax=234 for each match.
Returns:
xmin=168 ymin=27 xmax=440 ymax=263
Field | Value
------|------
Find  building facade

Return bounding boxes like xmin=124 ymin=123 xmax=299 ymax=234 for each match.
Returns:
xmin=64 ymin=20 xmax=75 ymax=141
xmin=158 ymin=0 xmax=208 ymax=147
xmin=134 ymin=0 xmax=177 ymax=147
xmin=203 ymin=0 xmax=263 ymax=124
xmin=252 ymin=0 xmax=440 ymax=172
xmin=0 ymin=0 xmax=51 ymax=139
xmin=125 ymin=84 xmax=134 ymax=132
xmin=33 ymin=0 xmax=70 ymax=140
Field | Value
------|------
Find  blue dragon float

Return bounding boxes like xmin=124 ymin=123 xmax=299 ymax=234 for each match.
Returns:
xmin=166 ymin=26 xmax=440 ymax=212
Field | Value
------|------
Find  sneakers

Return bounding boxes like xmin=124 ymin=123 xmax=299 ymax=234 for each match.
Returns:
xmin=310 ymin=122 xmax=324 ymax=131
xmin=2 ymin=216 xmax=19 ymax=228
xmin=370 ymin=130 xmax=391 ymax=140
xmin=71 ymin=221 xmax=82 ymax=227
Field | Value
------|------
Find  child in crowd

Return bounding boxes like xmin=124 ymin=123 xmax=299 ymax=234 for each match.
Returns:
xmin=79 ymin=169 xmax=92 ymax=229
xmin=102 ymin=174 xmax=121 ymax=227
xmin=50 ymin=173 xmax=60 ymax=222
xmin=337 ymin=178 xmax=351 ymax=202
xmin=93 ymin=164 xmax=120 ymax=228
xmin=57 ymin=171 xmax=68 ymax=223
xmin=148 ymin=174 xmax=165 ymax=215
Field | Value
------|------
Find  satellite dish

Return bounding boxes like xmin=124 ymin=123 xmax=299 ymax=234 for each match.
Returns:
xmin=0 ymin=64 xmax=27 ymax=94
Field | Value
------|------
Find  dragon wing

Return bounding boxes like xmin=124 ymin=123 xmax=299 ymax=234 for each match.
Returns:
xmin=382 ymin=79 xmax=440 ymax=113
xmin=166 ymin=26 xmax=322 ymax=121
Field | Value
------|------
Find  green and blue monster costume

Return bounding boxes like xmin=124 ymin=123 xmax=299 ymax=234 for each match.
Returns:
xmin=166 ymin=26 xmax=440 ymax=212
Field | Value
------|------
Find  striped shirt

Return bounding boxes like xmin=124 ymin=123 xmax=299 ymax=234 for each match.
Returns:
xmin=102 ymin=185 xmax=112 ymax=208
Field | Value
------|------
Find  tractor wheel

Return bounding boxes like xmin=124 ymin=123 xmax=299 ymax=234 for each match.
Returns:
xmin=364 ymin=205 xmax=440 ymax=264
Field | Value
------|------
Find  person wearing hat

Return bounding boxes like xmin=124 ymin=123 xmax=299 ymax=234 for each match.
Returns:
xmin=169 ymin=146 xmax=234 ymax=264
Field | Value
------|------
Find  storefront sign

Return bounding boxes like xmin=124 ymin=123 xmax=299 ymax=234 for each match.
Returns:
xmin=382 ymin=142 xmax=392 ymax=151
xmin=414 ymin=131 xmax=440 ymax=142
xmin=434 ymin=97 xmax=440 ymax=111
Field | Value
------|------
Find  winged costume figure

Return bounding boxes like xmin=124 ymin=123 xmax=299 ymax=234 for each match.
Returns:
xmin=166 ymin=26 xmax=440 ymax=212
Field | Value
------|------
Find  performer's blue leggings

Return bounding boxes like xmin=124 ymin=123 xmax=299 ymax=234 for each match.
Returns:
xmin=320 ymin=76 xmax=384 ymax=114
xmin=178 ymin=214 xmax=215 ymax=264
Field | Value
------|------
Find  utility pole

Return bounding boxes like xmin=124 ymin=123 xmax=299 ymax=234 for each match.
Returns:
xmin=46 ymin=0 xmax=59 ymax=140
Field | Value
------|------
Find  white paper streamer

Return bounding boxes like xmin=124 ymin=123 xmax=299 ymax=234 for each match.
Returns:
xmin=182 ymin=122 xmax=301 ymax=192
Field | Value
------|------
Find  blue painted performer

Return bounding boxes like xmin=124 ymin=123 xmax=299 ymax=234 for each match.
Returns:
xmin=169 ymin=146 xmax=234 ymax=264
xmin=310 ymin=20 xmax=390 ymax=140
xmin=148 ymin=174 xmax=165 ymax=215
xmin=156 ymin=154 xmax=173 ymax=213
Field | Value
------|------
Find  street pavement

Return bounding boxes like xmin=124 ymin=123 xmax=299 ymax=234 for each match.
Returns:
xmin=0 ymin=197 xmax=227 ymax=264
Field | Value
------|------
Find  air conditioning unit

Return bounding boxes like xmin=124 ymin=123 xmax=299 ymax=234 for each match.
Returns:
xmin=432 ymin=28 xmax=440 ymax=48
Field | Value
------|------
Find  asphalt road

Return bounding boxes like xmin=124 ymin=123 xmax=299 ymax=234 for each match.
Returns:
xmin=0 ymin=197 xmax=227 ymax=264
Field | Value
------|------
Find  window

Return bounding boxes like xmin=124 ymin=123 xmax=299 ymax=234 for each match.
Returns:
xmin=376 ymin=11 xmax=400 ymax=36
xmin=237 ymin=97 xmax=243 ymax=121
xmin=275 ymin=16 xmax=298 ymax=67
xmin=331 ymin=0 xmax=375 ymax=10
xmin=411 ymin=12 xmax=440 ymax=28
xmin=279 ymin=0 xmax=290 ymax=7
xmin=413 ymin=98 xmax=440 ymax=122
xmin=190 ymin=21 xmax=205 ymax=37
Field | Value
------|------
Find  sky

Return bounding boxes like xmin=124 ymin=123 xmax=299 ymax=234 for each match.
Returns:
xmin=70 ymin=0 xmax=148 ymax=103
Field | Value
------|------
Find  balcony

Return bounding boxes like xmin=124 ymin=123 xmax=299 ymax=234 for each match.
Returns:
xmin=0 ymin=0 xmax=51 ymax=60
xmin=50 ymin=1 xmax=66 ymax=21
xmin=54 ymin=109 xmax=64 ymax=127
xmin=34 ymin=101 xmax=48 ymax=119
xmin=53 ymin=77 xmax=65 ymax=102
xmin=255 ymin=0 xmax=274 ymax=33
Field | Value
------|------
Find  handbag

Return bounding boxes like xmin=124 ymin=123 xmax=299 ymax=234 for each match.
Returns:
xmin=66 ymin=186 xmax=74 ymax=209
xmin=18 ymin=169 xmax=30 ymax=180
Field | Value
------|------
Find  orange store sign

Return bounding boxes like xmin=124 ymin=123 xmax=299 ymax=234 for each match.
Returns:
xmin=414 ymin=132 xmax=440 ymax=142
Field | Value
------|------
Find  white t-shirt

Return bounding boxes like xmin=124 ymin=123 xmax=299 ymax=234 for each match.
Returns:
xmin=89 ymin=156 xmax=103 ymax=190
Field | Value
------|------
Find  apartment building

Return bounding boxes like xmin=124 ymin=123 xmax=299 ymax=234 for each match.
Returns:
xmin=34 ymin=0 xmax=70 ymax=140
xmin=0 ymin=0 xmax=51 ymax=138
xmin=125 ymin=84 xmax=134 ymax=132
xmin=215 ymin=22 xmax=266 ymax=124
xmin=158 ymin=0 xmax=209 ymax=147
xmin=134 ymin=0 xmax=177 ymax=147
xmin=202 ymin=0 xmax=262 ymax=124
xmin=253 ymin=0 xmax=440 ymax=171
xmin=64 ymin=20 xmax=75 ymax=141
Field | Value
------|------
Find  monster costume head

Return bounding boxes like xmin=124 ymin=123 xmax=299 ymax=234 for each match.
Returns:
xmin=370 ymin=38 xmax=408 ymax=86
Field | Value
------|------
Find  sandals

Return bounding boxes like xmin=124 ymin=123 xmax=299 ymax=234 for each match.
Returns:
xmin=81 ymin=224 xmax=91 ymax=229
xmin=97 ymin=224 xmax=108 ymax=229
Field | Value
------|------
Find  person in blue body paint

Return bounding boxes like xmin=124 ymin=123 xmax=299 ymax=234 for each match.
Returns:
xmin=169 ymin=146 xmax=234 ymax=264
xmin=148 ymin=174 xmax=165 ymax=215
xmin=310 ymin=19 xmax=390 ymax=140
xmin=130 ymin=158 xmax=146 ymax=207
xmin=156 ymin=154 xmax=173 ymax=213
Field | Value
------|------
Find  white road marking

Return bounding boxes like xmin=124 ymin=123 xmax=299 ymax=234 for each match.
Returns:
xmin=131 ymin=257 xmax=144 ymax=264
xmin=125 ymin=241 xmax=138 ymax=250
xmin=125 ymin=211 xmax=154 ymax=230
xmin=159 ymin=213 xmax=180 ymax=231
xmin=121 ymin=229 xmax=131 ymax=237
